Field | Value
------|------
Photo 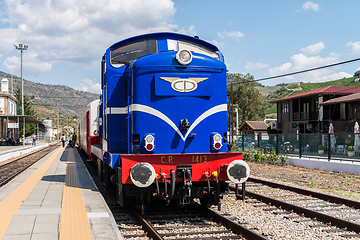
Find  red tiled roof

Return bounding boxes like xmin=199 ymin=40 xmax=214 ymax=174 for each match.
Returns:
xmin=239 ymin=121 xmax=268 ymax=131
xmin=271 ymin=86 xmax=360 ymax=103
xmin=321 ymin=92 xmax=360 ymax=105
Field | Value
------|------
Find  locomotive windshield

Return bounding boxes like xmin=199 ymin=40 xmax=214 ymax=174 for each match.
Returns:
xmin=110 ymin=39 xmax=157 ymax=67
xmin=178 ymin=40 xmax=220 ymax=60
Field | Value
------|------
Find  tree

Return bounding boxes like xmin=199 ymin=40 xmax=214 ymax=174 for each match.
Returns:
xmin=228 ymin=73 xmax=266 ymax=124
xmin=14 ymin=86 xmax=37 ymax=137
xmin=354 ymin=70 xmax=360 ymax=78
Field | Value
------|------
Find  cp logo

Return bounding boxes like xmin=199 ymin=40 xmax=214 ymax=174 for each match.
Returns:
xmin=160 ymin=77 xmax=208 ymax=93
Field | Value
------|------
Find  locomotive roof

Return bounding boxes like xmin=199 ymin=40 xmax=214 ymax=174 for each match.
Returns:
xmin=109 ymin=32 xmax=220 ymax=52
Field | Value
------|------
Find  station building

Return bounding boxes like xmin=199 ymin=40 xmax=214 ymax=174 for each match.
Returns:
xmin=0 ymin=78 xmax=47 ymax=144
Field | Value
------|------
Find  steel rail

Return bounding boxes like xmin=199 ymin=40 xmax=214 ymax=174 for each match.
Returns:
xmin=0 ymin=142 xmax=60 ymax=168
xmin=248 ymin=177 xmax=360 ymax=209
xmin=132 ymin=211 xmax=163 ymax=240
xmin=0 ymin=143 xmax=61 ymax=187
xmin=200 ymin=204 xmax=269 ymax=240
xmin=231 ymin=177 xmax=360 ymax=233
xmin=244 ymin=190 xmax=360 ymax=233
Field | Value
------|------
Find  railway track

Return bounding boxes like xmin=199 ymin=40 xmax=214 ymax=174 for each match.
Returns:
xmin=231 ymin=177 xmax=360 ymax=238
xmin=109 ymin=197 xmax=268 ymax=240
xmin=80 ymin=150 xmax=268 ymax=240
xmin=0 ymin=143 xmax=61 ymax=187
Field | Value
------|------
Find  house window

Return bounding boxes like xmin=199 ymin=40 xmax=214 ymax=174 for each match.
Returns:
xmin=282 ymin=103 xmax=289 ymax=113
xmin=303 ymin=102 xmax=309 ymax=113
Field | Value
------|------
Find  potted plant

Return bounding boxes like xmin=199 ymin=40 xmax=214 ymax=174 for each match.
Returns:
xmin=348 ymin=146 xmax=355 ymax=157
xmin=318 ymin=145 xmax=324 ymax=155
xmin=294 ymin=144 xmax=299 ymax=153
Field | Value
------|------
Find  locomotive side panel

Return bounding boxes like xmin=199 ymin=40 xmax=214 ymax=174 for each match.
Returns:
xmin=102 ymin=66 xmax=129 ymax=153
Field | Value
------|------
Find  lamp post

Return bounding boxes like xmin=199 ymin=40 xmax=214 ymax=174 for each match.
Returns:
xmin=57 ymin=99 xmax=59 ymax=140
xmin=14 ymin=44 xmax=28 ymax=146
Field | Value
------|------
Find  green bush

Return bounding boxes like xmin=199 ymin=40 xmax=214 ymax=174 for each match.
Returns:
xmin=242 ymin=149 xmax=252 ymax=161
xmin=278 ymin=154 xmax=287 ymax=165
xmin=295 ymin=144 xmax=299 ymax=149
xmin=348 ymin=146 xmax=354 ymax=151
xmin=318 ymin=145 xmax=325 ymax=150
xmin=254 ymin=150 xmax=266 ymax=162
xmin=267 ymin=150 xmax=278 ymax=164
xmin=241 ymin=149 xmax=287 ymax=165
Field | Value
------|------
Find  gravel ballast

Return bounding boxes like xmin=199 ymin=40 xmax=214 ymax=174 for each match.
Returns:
xmin=208 ymin=161 xmax=360 ymax=239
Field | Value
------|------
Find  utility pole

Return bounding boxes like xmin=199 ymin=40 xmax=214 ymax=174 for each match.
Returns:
xmin=234 ymin=104 xmax=239 ymax=135
xmin=231 ymin=82 xmax=234 ymax=145
xmin=57 ymin=99 xmax=59 ymax=140
xmin=14 ymin=44 xmax=28 ymax=146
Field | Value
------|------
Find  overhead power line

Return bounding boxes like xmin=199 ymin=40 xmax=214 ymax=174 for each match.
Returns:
xmin=229 ymin=57 xmax=360 ymax=85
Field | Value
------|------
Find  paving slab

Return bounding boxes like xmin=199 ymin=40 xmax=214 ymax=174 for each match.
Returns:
xmin=0 ymin=146 xmax=123 ymax=239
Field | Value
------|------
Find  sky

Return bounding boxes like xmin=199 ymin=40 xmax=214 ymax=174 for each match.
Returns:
xmin=0 ymin=0 xmax=359 ymax=94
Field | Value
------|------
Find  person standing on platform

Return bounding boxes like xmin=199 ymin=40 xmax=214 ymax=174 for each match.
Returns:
xmin=32 ymin=133 xmax=36 ymax=146
xmin=71 ymin=134 xmax=76 ymax=148
xmin=61 ymin=134 xmax=66 ymax=147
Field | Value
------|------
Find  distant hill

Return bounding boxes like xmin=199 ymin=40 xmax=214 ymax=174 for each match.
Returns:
xmin=0 ymin=71 xmax=99 ymax=129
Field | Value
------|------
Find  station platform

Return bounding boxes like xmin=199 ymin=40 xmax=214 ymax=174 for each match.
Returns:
xmin=0 ymin=146 xmax=122 ymax=240
xmin=0 ymin=143 xmax=50 ymax=164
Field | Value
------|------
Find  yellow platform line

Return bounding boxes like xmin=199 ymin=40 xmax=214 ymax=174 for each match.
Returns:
xmin=59 ymin=149 xmax=92 ymax=240
xmin=0 ymin=147 xmax=63 ymax=239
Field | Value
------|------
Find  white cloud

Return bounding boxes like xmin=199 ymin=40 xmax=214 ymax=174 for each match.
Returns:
xmin=4 ymin=53 xmax=52 ymax=76
xmin=267 ymin=53 xmax=351 ymax=84
xmin=302 ymin=1 xmax=320 ymax=11
xmin=269 ymin=54 xmax=338 ymax=75
xmin=318 ymin=72 xmax=352 ymax=81
xmin=76 ymin=78 xmax=101 ymax=94
xmin=210 ymin=40 xmax=225 ymax=49
xmin=177 ymin=25 xmax=197 ymax=36
xmin=347 ymin=41 xmax=360 ymax=54
xmin=218 ymin=30 xmax=245 ymax=41
xmin=0 ymin=0 xmax=177 ymax=76
xmin=301 ymin=42 xmax=325 ymax=55
xmin=329 ymin=52 xmax=340 ymax=58
xmin=245 ymin=62 xmax=270 ymax=71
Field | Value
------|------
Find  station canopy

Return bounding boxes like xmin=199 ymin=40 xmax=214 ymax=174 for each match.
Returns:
xmin=0 ymin=115 xmax=45 ymax=125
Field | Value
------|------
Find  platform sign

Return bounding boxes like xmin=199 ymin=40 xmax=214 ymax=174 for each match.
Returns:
xmin=8 ymin=123 xmax=19 ymax=128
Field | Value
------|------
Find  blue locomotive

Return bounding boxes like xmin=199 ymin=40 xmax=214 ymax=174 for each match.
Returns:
xmin=82 ymin=32 xmax=250 ymax=213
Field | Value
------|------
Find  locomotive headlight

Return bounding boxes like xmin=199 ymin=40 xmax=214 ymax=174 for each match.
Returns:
xmin=144 ymin=134 xmax=155 ymax=152
xmin=211 ymin=133 xmax=223 ymax=151
xmin=176 ymin=49 xmax=192 ymax=65
xmin=226 ymin=160 xmax=250 ymax=184
xmin=130 ymin=162 xmax=156 ymax=188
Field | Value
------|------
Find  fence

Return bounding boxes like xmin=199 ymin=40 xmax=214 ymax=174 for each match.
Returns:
xmin=233 ymin=132 xmax=360 ymax=163
xmin=1 ymin=132 xmax=56 ymax=146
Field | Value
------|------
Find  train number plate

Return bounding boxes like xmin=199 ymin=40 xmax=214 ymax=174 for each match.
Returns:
xmin=159 ymin=155 xmax=208 ymax=164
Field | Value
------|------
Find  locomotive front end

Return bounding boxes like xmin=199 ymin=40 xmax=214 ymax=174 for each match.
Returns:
xmin=100 ymin=33 xmax=250 ymax=212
